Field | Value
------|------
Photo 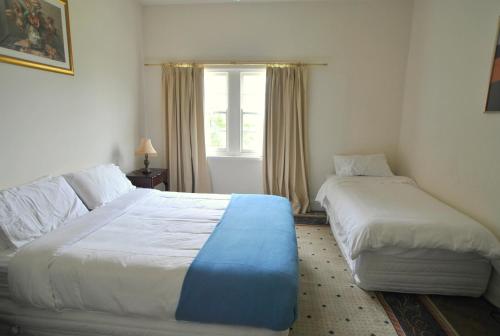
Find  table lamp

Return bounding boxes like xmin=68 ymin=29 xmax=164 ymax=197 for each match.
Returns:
xmin=135 ymin=138 xmax=158 ymax=174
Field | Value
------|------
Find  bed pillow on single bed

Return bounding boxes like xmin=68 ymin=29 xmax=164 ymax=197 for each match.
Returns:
xmin=334 ymin=153 xmax=394 ymax=177
xmin=64 ymin=164 xmax=135 ymax=210
xmin=0 ymin=176 xmax=89 ymax=249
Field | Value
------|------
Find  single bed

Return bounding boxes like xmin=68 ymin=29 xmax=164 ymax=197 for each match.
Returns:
xmin=0 ymin=167 xmax=297 ymax=336
xmin=316 ymin=175 xmax=500 ymax=297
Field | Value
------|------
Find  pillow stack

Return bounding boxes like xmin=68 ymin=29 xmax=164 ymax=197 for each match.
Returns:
xmin=0 ymin=176 xmax=88 ymax=249
xmin=0 ymin=164 xmax=136 ymax=250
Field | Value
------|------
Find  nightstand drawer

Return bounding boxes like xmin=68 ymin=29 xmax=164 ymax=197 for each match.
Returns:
xmin=151 ymin=174 xmax=164 ymax=187
xmin=126 ymin=168 xmax=168 ymax=190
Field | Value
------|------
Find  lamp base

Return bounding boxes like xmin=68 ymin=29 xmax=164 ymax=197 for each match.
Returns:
xmin=143 ymin=154 xmax=151 ymax=175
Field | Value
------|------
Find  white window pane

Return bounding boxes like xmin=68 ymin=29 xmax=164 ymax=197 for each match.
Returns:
xmin=210 ymin=130 xmax=226 ymax=149
xmin=241 ymin=72 xmax=266 ymax=95
xmin=205 ymin=72 xmax=228 ymax=95
xmin=206 ymin=94 xmax=228 ymax=114
xmin=204 ymin=71 xmax=228 ymax=151
xmin=241 ymin=71 xmax=266 ymax=113
xmin=205 ymin=72 xmax=228 ymax=112
xmin=242 ymin=113 xmax=263 ymax=153
xmin=242 ymin=131 xmax=261 ymax=154
xmin=242 ymin=113 xmax=260 ymax=132
xmin=206 ymin=111 xmax=227 ymax=150
xmin=241 ymin=70 xmax=265 ymax=154
xmin=241 ymin=93 xmax=265 ymax=113
xmin=211 ymin=112 xmax=227 ymax=130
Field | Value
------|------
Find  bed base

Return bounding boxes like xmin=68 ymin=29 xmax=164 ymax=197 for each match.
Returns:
xmin=485 ymin=264 xmax=500 ymax=308
xmin=0 ymin=299 xmax=288 ymax=336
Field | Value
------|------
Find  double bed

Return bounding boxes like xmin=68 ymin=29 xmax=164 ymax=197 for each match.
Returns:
xmin=0 ymin=165 xmax=298 ymax=336
xmin=316 ymin=174 xmax=500 ymax=297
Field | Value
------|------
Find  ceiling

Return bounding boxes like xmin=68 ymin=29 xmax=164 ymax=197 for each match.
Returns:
xmin=139 ymin=0 xmax=339 ymax=6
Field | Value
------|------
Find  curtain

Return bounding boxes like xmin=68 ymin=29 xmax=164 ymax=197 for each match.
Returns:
xmin=263 ymin=65 xmax=310 ymax=214
xmin=162 ymin=65 xmax=212 ymax=193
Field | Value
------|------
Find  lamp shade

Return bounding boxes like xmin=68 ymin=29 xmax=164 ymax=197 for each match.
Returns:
xmin=135 ymin=138 xmax=158 ymax=156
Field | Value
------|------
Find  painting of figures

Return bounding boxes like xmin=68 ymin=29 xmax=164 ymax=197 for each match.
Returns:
xmin=0 ymin=0 xmax=73 ymax=75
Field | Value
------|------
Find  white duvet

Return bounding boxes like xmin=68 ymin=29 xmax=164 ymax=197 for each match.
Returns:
xmin=316 ymin=175 xmax=500 ymax=260
xmin=8 ymin=189 xmax=230 ymax=319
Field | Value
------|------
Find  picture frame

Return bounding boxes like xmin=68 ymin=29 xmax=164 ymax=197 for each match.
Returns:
xmin=485 ymin=17 xmax=500 ymax=112
xmin=0 ymin=0 xmax=73 ymax=75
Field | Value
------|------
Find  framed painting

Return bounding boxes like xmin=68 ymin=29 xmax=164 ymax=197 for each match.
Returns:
xmin=486 ymin=18 xmax=500 ymax=112
xmin=0 ymin=0 xmax=73 ymax=75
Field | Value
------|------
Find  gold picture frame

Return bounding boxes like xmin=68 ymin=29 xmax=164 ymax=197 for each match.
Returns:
xmin=485 ymin=17 xmax=500 ymax=112
xmin=0 ymin=0 xmax=73 ymax=75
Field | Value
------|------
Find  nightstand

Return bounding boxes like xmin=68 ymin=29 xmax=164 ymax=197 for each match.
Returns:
xmin=126 ymin=168 xmax=168 ymax=189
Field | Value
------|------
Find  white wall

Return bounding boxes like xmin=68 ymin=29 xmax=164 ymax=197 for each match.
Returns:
xmin=142 ymin=0 xmax=414 ymax=204
xmin=398 ymin=0 xmax=500 ymax=238
xmin=0 ymin=0 xmax=143 ymax=188
xmin=207 ymin=156 xmax=263 ymax=194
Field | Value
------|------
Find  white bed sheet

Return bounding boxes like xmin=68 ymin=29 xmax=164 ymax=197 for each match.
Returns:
xmin=324 ymin=199 xmax=491 ymax=296
xmin=9 ymin=189 xmax=231 ymax=320
xmin=316 ymin=175 xmax=500 ymax=260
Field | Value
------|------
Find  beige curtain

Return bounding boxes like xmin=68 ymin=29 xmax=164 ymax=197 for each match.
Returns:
xmin=162 ymin=65 xmax=212 ymax=193
xmin=263 ymin=65 xmax=310 ymax=214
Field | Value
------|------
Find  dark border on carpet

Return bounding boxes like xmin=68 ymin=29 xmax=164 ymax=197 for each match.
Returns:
xmin=417 ymin=295 xmax=459 ymax=336
xmin=376 ymin=293 xmax=407 ymax=336
xmin=377 ymin=292 xmax=453 ymax=336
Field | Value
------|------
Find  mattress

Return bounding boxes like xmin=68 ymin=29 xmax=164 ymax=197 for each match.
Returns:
xmin=324 ymin=199 xmax=491 ymax=296
xmin=0 ymin=298 xmax=288 ymax=336
xmin=0 ymin=249 xmax=14 ymax=299
xmin=485 ymin=260 xmax=500 ymax=307
xmin=315 ymin=175 xmax=499 ymax=260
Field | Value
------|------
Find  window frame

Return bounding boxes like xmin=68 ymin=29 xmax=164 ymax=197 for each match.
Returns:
xmin=204 ymin=66 xmax=266 ymax=158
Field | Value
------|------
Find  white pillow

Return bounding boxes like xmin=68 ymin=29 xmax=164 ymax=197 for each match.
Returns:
xmin=64 ymin=164 xmax=135 ymax=210
xmin=0 ymin=176 xmax=89 ymax=249
xmin=334 ymin=154 xmax=394 ymax=177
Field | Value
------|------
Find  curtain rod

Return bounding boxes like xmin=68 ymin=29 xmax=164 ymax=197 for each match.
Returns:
xmin=144 ymin=61 xmax=328 ymax=67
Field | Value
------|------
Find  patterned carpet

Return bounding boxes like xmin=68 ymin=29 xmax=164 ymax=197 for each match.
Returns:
xmin=291 ymin=224 xmax=500 ymax=336
xmin=290 ymin=225 xmax=397 ymax=336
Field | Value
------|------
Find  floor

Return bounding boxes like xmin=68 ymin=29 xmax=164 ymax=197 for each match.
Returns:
xmin=290 ymin=225 xmax=397 ymax=336
xmin=294 ymin=212 xmax=329 ymax=225
xmin=425 ymin=294 xmax=500 ymax=335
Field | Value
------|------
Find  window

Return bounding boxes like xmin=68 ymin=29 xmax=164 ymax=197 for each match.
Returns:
xmin=204 ymin=68 xmax=266 ymax=156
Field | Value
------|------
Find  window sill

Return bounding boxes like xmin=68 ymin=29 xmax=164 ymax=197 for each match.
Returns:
xmin=207 ymin=154 xmax=263 ymax=160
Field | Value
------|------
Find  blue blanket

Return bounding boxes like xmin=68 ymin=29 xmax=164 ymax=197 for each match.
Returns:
xmin=175 ymin=194 xmax=298 ymax=331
